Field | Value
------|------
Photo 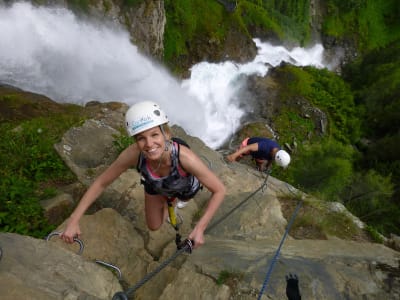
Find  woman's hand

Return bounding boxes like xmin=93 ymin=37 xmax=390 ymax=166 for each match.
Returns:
xmin=226 ymin=154 xmax=236 ymax=162
xmin=188 ymin=225 xmax=205 ymax=249
xmin=60 ymin=219 xmax=81 ymax=244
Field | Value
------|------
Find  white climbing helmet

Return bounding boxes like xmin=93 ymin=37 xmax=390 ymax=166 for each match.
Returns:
xmin=275 ymin=150 xmax=291 ymax=168
xmin=125 ymin=101 xmax=169 ymax=136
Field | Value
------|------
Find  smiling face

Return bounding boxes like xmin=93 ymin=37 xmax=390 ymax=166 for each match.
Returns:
xmin=135 ymin=126 xmax=167 ymax=161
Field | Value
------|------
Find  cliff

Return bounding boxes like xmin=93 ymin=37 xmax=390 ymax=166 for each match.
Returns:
xmin=1 ymin=101 xmax=399 ymax=300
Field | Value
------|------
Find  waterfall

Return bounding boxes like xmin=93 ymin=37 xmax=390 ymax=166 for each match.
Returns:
xmin=0 ymin=2 xmax=330 ymax=149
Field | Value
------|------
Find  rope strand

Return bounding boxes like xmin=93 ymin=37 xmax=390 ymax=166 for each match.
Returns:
xmin=257 ymin=199 xmax=303 ymax=300
xmin=113 ymin=169 xmax=271 ymax=299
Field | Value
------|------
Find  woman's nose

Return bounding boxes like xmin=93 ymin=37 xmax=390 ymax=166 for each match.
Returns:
xmin=144 ymin=137 xmax=153 ymax=147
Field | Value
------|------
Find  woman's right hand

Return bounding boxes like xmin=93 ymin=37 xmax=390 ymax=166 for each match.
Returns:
xmin=60 ymin=219 xmax=81 ymax=244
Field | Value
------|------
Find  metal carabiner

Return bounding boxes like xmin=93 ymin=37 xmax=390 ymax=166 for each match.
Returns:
xmin=178 ymin=239 xmax=195 ymax=254
xmin=45 ymin=231 xmax=84 ymax=255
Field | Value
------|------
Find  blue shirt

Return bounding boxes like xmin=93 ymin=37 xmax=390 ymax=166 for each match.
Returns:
xmin=247 ymin=137 xmax=280 ymax=161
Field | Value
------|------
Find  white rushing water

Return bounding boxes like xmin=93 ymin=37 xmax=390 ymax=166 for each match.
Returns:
xmin=0 ymin=2 xmax=331 ymax=149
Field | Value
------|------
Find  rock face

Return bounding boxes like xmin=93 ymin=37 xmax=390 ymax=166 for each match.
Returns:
xmin=230 ymin=68 xmax=328 ymax=147
xmin=28 ymin=0 xmax=256 ymax=70
xmin=123 ymin=0 xmax=166 ymax=59
xmin=106 ymin=0 xmax=167 ymax=59
xmin=0 ymin=232 xmax=122 ymax=300
xmin=1 ymin=101 xmax=399 ymax=300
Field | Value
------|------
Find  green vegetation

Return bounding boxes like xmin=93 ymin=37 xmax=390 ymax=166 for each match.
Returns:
xmin=188 ymin=5 xmax=398 ymax=236
xmin=112 ymin=133 xmax=133 ymax=154
xmin=3 ymin=0 xmax=399 ymax=240
xmin=340 ymin=170 xmax=397 ymax=235
xmin=0 ymin=100 xmax=85 ymax=238
xmin=276 ymin=110 xmax=315 ymax=141
xmin=163 ymin=0 xmax=312 ymax=71
xmin=278 ymin=134 xmax=397 ymax=236
xmin=276 ymin=65 xmax=360 ymax=144
xmin=284 ymin=140 xmax=354 ymax=202
xmin=281 ymin=196 xmax=363 ymax=240
xmin=342 ymin=40 xmax=400 ymax=235
xmin=323 ymin=0 xmax=400 ymax=52
xmin=270 ymin=48 xmax=399 ymax=235
xmin=67 ymin=0 xmax=91 ymax=13
xmin=163 ymin=0 xmax=233 ymax=72
xmin=262 ymin=53 xmax=399 ymax=236
xmin=122 ymin=0 xmax=145 ymax=6
xmin=260 ymin=0 xmax=311 ymax=43
xmin=294 ymin=208 xmax=360 ymax=240
xmin=365 ymin=225 xmax=384 ymax=243
xmin=164 ymin=0 xmax=399 ymax=64
xmin=238 ymin=1 xmax=284 ymax=39
xmin=216 ymin=269 xmax=244 ymax=286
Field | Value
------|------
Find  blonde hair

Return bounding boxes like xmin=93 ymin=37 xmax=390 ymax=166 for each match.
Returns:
xmin=161 ymin=124 xmax=172 ymax=139
xmin=133 ymin=124 xmax=172 ymax=142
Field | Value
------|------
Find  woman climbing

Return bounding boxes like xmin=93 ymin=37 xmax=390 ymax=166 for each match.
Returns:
xmin=226 ymin=137 xmax=291 ymax=171
xmin=61 ymin=101 xmax=226 ymax=249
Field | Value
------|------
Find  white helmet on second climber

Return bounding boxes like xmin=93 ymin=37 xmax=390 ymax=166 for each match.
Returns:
xmin=125 ymin=101 xmax=169 ymax=136
xmin=275 ymin=150 xmax=291 ymax=168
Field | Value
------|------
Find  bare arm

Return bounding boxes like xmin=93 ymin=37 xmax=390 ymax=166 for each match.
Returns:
xmin=179 ymin=146 xmax=226 ymax=248
xmin=61 ymin=144 xmax=139 ymax=243
xmin=226 ymin=143 xmax=258 ymax=162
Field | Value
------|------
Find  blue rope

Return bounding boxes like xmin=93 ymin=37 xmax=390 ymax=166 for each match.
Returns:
xmin=257 ymin=200 xmax=303 ymax=300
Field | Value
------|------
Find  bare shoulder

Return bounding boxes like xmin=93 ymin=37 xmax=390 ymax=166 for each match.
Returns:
xmin=177 ymin=143 xmax=197 ymax=162
xmin=178 ymin=144 xmax=209 ymax=173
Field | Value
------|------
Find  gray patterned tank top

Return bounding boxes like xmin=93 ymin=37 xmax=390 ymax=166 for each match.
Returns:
xmin=137 ymin=141 xmax=201 ymax=200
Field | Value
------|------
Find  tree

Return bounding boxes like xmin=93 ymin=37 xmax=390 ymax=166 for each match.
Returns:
xmin=341 ymin=170 xmax=398 ymax=234
xmin=287 ymin=139 xmax=354 ymax=202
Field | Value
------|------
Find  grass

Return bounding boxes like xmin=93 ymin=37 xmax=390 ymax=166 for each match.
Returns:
xmin=323 ymin=0 xmax=400 ymax=53
xmin=275 ymin=109 xmax=316 ymax=143
xmin=163 ymin=0 xmax=312 ymax=72
xmin=275 ymin=65 xmax=360 ymax=144
xmin=112 ymin=133 xmax=134 ymax=154
xmin=216 ymin=269 xmax=244 ymax=286
xmin=0 ymin=95 xmax=87 ymax=238
xmin=279 ymin=196 xmax=368 ymax=241
xmin=365 ymin=225 xmax=385 ymax=243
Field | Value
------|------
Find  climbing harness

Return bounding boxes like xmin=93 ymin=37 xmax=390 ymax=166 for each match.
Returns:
xmin=167 ymin=197 xmax=185 ymax=249
xmin=45 ymin=231 xmax=84 ymax=255
xmin=257 ymin=199 xmax=303 ymax=300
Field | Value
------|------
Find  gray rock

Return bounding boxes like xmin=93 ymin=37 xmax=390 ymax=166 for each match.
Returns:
xmin=0 ymin=232 xmax=121 ymax=300
xmin=5 ymin=101 xmax=399 ymax=300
